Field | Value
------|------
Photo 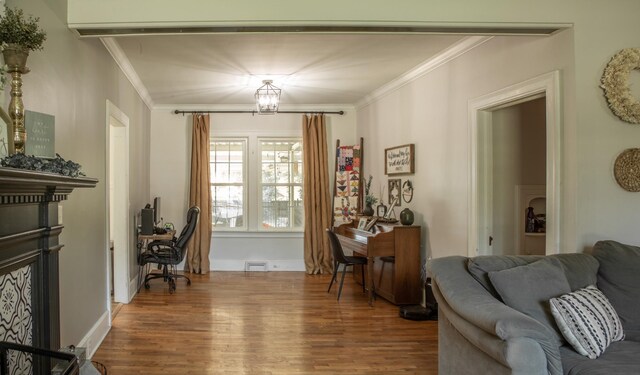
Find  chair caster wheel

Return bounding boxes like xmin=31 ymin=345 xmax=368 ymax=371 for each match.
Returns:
xmin=144 ymin=283 xmax=150 ymax=289
xmin=187 ymin=280 xmax=191 ymax=286
xmin=168 ymin=279 xmax=176 ymax=293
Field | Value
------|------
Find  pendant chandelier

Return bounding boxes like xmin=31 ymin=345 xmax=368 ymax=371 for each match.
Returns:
xmin=254 ymin=80 xmax=281 ymax=114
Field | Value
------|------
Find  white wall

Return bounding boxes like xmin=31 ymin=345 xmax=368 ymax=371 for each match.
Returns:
xmin=357 ymin=32 xmax=574 ymax=259
xmin=150 ymin=107 xmax=356 ymax=270
xmin=67 ymin=0 xmax=640 ymax=259
xmin=8 ymin=0 xmax=151 ymax=350
xmin=491 ymin=98 xmax=546 ymax=255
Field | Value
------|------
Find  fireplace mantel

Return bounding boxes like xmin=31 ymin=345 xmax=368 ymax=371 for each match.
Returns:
xmin=0 ymin=166 xmax=97 ymax=372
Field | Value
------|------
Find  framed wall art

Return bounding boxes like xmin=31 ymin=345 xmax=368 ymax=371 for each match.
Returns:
xmin=388 ymin=178 xmax=402 ymax=207
xmin=385 ymin=144 xmax=415 ymax=175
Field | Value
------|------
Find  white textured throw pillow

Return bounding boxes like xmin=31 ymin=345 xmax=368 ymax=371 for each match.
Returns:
xmin=549 ymin=285 xmax=624 ymax=359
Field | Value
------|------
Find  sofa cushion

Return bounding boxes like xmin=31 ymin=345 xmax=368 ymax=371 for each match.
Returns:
xmin=489 ymin=257 xmax=571 ymax=345
xmin=560 ymin=341 xmax=640 ymax=375
xmin=592 ymin=240 xmax=640 ymax=332
xmin=550 ymin=253 xmax=599 ymax=291
xmin=467 ymin=255 xmax=541 ymax=299
xmin=550 ymin=285 xmax=624 ymax=359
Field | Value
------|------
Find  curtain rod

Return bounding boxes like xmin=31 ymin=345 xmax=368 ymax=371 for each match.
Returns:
xmin=173 ymin=110 xmax=345 ymax=116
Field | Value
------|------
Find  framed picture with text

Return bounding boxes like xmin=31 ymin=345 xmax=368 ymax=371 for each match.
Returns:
xmin=385 ymin=144 xmax=415 ymax=175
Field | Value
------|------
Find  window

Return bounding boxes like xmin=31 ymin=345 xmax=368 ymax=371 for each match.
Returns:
xmin=210 ymin=139 xmax=246 ymax=230
xmin=259 ymin=139 xmax=304 ymax=230
xmin=210 ymin=137 xmax=303 ymax=232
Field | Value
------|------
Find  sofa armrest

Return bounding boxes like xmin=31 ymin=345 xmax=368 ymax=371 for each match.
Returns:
xmin=429 ymin=256 xmax=562 ymax=375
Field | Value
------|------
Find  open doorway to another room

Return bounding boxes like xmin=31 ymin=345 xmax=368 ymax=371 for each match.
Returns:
xmin=469 ymin=71 xmax=561 ymax=257
xmin=107 ymin=101 xmax=131 ymax=320
xmin=490 ymin=97 xmax=546 ymax=255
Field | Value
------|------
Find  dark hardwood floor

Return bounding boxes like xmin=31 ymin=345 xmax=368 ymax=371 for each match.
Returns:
xmin=92 ymin=271 xmax=438 ymax=374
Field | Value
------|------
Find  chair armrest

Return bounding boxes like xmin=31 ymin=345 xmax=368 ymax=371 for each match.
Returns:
xmin=429 ymin=256 xmax=562 ymax=375
xmin=147 ymin=240 xmax=175 ymax=252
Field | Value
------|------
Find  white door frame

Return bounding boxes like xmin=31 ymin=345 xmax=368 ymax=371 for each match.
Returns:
xmin=106 ymin=100 xmax=131 ymax=307
xmin=468 ymin=71 xmax=561 ymax=257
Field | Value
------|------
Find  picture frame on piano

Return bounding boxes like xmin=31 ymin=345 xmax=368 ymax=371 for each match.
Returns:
xmin=357 ymin=218 xmax=368 ymax=230
xmin=364 ymin=217 xmax=378 ymax=231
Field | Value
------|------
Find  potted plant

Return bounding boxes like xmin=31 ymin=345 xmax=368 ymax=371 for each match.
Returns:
xmin=363 ymin=175 xmax=378 ymax=216
xmin=0 ymin=5 xmax=46 ymax=72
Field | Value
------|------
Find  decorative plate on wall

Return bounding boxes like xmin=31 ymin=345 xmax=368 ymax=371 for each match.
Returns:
xmin=614 ymin=148 xmax=640 ymax=192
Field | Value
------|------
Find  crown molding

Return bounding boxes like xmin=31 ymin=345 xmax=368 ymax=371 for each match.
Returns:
xmin=356 ymin=35 xmax=493 ymax=110
xmin=101 ymin=37 xmax=155 ymax=110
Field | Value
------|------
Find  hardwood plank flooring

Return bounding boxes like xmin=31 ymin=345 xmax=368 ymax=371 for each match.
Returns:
xmin=92 ymin=271 xmax=438 ymax=374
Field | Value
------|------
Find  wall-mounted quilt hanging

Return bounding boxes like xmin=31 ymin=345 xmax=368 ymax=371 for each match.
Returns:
xmin=601 ymin=48 xmax=640 ymax=124
xmin=614 ymin=148 xmax=640 ymax=192
xmin=331 ymin=138 xmax=364 ymax=226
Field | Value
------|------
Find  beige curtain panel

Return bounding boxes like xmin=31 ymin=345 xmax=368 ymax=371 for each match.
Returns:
xmin=302 ymin=114 xmax=333 ymax=275
xmin=186 ymin=114 xmax=212 ymax=274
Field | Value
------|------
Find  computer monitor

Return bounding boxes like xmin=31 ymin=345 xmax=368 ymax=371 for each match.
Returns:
xmin=153 ymin=197 xmax=161 ymax=225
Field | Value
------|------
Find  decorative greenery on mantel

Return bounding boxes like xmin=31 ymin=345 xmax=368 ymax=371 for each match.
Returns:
xmin=0 ymin=6 xmax=46 ymax=51
xmin=1 ymin=153 xmax=85 ymax=177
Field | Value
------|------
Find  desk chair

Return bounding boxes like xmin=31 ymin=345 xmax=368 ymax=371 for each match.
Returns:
xmin=139 ymin=206 xmax=200 ymax=293
xmin=326 ymin=229 xmax=368 ymax=301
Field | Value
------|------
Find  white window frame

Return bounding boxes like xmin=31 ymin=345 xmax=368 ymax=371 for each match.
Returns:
xmin=210 ymin=134 xmax=304 ymax=233
xmin=210 ymin=137 xmax=248 ymax=232
xmin=257 ymin=137 xmax=304 ymax=233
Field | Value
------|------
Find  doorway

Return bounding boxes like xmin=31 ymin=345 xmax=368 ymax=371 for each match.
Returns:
xmin=489 ymin=98 xmax=546 ymax=255
xmin=107 ymin=100 xmax=131 ymax=314
xmin=469 ymin=71 xmax=561 ymax=257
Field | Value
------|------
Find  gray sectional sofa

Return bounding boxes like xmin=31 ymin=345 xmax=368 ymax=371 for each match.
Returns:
xmin=428 ymin=240 xmax=640 ymax=375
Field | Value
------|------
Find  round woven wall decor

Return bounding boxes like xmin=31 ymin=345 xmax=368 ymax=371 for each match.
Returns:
xmin=601 ymin=48 xmax=640 ymax=124
xmin=614 ymin=148 xmax=640 ymax=192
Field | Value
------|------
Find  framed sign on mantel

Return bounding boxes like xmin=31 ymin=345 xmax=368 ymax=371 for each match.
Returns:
xmin=385 ymin=144 xmax=415 ymax=175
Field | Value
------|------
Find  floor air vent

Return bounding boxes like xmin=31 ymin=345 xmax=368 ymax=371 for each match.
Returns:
xmin=244 ymin=261 xmax=268 ymax=272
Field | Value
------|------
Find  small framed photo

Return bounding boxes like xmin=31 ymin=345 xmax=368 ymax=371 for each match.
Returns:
xmin=357 ymin=218 xmax=368 ymax=230
xmin=388 ymin=179 xmax=402 ymax=207
xmin=364 ymin=217 xmax=378 ymax=231
xmin=385 ymin=144 xmax=415 ymax=175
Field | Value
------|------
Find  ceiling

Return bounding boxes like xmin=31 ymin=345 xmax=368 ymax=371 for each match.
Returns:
xmin=110 ymin=33 xmax=466 ymax=108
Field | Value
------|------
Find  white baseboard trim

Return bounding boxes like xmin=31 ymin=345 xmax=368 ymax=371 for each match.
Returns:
xmin=77 ymin=310 xmax=111 ymax=359
xmin=211 ymin=259 xmax=305 ymax=271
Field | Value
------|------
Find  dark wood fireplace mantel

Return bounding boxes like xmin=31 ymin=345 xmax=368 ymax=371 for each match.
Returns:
xmin=0 ymin=166 xmax=97 ymax=368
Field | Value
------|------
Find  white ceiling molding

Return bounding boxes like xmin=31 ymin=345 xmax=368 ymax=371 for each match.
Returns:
xmin=100 ymin=37 xmax=155 ymax=110
xmin=356 ymin=35 xmax=493 ymax=109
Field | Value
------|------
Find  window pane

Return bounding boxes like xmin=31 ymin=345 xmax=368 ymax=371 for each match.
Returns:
xmin=229 ymin=163 xmax=243 ymax=183
xmin=210 ymin=139 xmax=246 ymax=229
xmin=262 ymin=199 xmax=290 ymax=229
xmin=262 ymin=185 xmax=275 ymax=202
xmin=275 ymin=163 xmax=290 ymax=183
xmin=262 ymin=162 xmax=275 ymax=183
xmin=292 ymin=151 xmax=302 ymax=162
xmin=275 ymin=186 xmax=290 ymax=201
xmin=293 ymin=186 xmax=303 ymax=203
xmin=212 ymin=185 xmax=244 ymax=228
xmin=214 ymin=162 xmax=228 ymax=182
xmin=292 ymin=162 xmax=303 ymax=183
xmin=258 ymin=139 xmax=304 ymax=230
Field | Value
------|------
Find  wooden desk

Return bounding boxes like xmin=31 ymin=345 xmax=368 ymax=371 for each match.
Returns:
xmin=137 ymin=230 xmax=175 ymax=243
xmin=334 ymin=221 xmax=421 ymax=306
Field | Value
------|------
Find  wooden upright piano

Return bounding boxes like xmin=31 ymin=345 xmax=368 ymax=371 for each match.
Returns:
xmin=334 ymin=220 xmax=421 ymax=305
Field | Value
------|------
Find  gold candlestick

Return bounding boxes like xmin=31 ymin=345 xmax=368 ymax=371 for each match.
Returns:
xmin=2 ymin=44 xmax=30 ymax=155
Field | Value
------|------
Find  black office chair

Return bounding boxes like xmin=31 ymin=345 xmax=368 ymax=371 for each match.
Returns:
xmin=139 ymin=206 xmax=200 ymax=293
xmin=326 ymin=229 xmax=368 ymax=301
